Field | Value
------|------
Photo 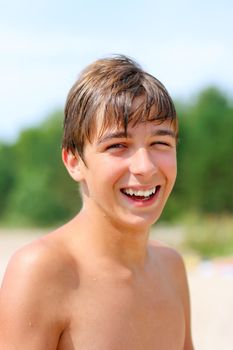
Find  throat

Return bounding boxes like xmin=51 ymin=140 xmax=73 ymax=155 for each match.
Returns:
xmin=76 ymin=210 xmax=150 ymax=268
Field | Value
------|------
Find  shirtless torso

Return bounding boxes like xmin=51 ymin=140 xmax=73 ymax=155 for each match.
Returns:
xmin=0 ymin=219 xmax=192 ymax=350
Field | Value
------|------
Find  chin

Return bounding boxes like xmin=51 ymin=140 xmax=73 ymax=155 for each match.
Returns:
xmin=118 ymin=211 xmax=162 ymax=232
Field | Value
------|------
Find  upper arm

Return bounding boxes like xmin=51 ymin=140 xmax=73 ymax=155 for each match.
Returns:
xmin=0 ymin=243 xmax=65 ymax=350
xmin=171 ymin=251 xmax=194 ymax=350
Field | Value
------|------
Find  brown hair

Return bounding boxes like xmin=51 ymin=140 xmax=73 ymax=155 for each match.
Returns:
xmin=62 ymin=55 xmax=178 ymax=159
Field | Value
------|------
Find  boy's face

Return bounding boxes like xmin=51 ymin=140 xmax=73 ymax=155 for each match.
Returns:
xmin=77 ymin=116 xmax=177 ymax=231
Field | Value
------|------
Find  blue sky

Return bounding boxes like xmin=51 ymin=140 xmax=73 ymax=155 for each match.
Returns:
xmin=1 ymin=0 xmax=233 ymax=142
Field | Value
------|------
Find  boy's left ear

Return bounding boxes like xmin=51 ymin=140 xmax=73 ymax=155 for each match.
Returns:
xmin=62 ymin=148 xmax=84 ymax=182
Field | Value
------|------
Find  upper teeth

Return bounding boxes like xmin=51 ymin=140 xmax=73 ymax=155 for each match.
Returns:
xmin=123 ymin=187 xmax=156 ymax=197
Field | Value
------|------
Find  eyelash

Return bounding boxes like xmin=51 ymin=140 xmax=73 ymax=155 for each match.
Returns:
xmin=106 ymin=143 xmax=125 ymax=150
xmin=152 ymin=141 xmax=170 ymax=147
xmin=106 ymin=142 xmax=171 ymax=150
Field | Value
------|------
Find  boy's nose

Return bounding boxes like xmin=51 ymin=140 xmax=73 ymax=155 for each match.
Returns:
xmin=129 ymin=148 xmax=157 ymax=178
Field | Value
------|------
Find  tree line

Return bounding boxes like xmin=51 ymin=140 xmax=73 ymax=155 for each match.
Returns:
xmin=0 ymin=86 xmax=232 ymax=227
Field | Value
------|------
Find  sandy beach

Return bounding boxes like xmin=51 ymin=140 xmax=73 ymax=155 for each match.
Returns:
xmin=1 ymin=229 xmax=233 ymax=349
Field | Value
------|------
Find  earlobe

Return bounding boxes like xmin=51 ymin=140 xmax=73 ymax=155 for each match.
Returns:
xmin=62 ymin=148 xmax=84 ymax=182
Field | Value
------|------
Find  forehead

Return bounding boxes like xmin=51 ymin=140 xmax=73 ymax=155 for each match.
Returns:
xmin=93 ymin=119 xmax=177 ymax=143
xmin=82 ymin=92 xmax=178 ymax=151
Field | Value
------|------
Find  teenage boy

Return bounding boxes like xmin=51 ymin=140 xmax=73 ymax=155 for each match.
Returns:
xmin=0 ymin=55 xmax=194 ymax=349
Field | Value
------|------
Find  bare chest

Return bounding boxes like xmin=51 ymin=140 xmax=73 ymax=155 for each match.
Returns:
xmin=58 ymin=276 xmax=185 ymax=350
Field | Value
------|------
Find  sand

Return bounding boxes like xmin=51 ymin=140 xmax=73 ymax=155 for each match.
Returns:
xmin=1 ymin=229 xmax=233 ymax=349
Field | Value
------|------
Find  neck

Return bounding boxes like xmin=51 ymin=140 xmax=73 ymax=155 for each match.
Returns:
xmin=74 ymin=208 xmax=150 ymax=270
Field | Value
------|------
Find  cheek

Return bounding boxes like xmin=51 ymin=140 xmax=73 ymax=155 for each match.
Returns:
xmin=158 ymin=153 xmax=177 ymax=180
xmin=88 ymin=158 xmax=126 ymax=188
xmin=101 ymin=156 xmax=127 ymax=176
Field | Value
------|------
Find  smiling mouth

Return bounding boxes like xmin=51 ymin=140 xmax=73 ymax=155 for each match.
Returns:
xmin=120 ymin=186 xmax=161 ymax=201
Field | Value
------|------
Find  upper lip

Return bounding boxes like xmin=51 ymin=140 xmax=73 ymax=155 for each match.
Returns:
xmin=120 ymin=185 xmax=160 ymax=191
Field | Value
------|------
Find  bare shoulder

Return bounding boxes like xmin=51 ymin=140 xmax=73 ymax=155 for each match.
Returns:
xmin=149 ymin=239 xmax=186 ymax=274
xmin=148 ymin=239 xmax=190 ymax=315
xmin=0 ymin=230 xmax=78 ymax=348
xmin=149 ymin=240 xmax=194 ymax=349
xmin=1 ymin=229 xmax=78 ymax=294
xmin=0 ymin=229 xmax=79 ymax=324
xmin=4 ymin=236 xmax=55 ymax=281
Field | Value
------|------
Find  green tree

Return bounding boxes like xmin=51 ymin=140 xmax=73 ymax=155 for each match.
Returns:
xmin=6 ymin=111 xmax=81 ymax=226
xmin=179 ymin=87 xmax=233 ymax=214
xmin=0 ymin=143 xmax=16 ymax=218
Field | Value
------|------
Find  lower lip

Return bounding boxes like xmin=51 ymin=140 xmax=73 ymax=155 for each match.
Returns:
xmin=120 ymin=187 xmax=161 ymax=207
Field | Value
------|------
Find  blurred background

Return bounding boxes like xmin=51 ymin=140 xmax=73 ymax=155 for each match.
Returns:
xmin=0 ymin=0 xmax=233 ymax=348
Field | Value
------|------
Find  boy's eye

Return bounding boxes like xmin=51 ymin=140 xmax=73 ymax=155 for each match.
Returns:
xmin=106 ymin=143 xmax=125 ymax=150
xmin=152 ymin=141 xmax=171 ymax=147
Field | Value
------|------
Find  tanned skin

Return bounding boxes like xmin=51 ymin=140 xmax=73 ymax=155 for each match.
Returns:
xmin=0 ymin=119 xmax=194 ymax=349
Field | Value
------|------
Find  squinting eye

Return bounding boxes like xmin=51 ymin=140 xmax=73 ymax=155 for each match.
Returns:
xmin=106 ymin=143 xmax=125 ymax=150
xmin=152 ymin=141 xmax=170 ymax=147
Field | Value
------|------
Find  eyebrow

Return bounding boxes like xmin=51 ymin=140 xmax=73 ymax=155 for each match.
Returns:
xmin=97 ymin=131 xmax=129 ymax=145
xmin=97 ymin=128 xmax=176 ymax=145
xmin=151 ymin=129 xmax=176 ymax=138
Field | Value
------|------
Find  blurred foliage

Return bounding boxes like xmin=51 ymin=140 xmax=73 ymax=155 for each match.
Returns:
xmin=161 ymin=86 xmax=233 ymax=221
xmin=0 ymin=111 xmax=81 ymax=227
xmin=0 ymin=87 xmax=232 ymax=231
xmin=0 ymin=143 xmax=16 ymax=217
